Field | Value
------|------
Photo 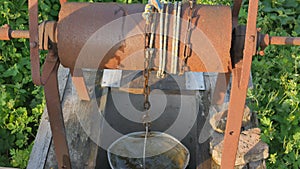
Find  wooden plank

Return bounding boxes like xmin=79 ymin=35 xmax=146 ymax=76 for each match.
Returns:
xmin=27 ymin=65 xmax=69 ymax=169
xmin=85 ymin=87 xmax=109 ymax=168
xmin=196 ymin=74 xmax=214 ymax=168
xmin=44 ymin=70 xmax=104 ymax=169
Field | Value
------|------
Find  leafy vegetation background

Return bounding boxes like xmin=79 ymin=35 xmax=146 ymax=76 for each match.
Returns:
xmin=0 ymin=0 xmax=299 ymax=168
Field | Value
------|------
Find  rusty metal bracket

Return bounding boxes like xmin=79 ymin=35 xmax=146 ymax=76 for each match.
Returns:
xmin=39 ymin=21 xmax=58 ymax=50
xmin=31 ymin=20 xmax=59 ymax=85
xmin=221 ymin=0 xmax=259 ymax=168
xmin=44 ymin=45 xmax=71 ymax=169
xmin=29 ymin=0 xmax=59 ymax=86
xmin=29 ymin=1 xmax=71 ymax=168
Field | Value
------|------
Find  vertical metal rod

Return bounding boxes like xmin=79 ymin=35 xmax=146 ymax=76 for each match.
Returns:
xmin=162 ymin=3 xmax=170 ymax=76
xmin=171 ymin=2 xmax=178 ymax=74
xmin=221 ymin=0 xmax=259 ymax=168
xmin=28 ymin=0 xmax=41 ymax=85
xmin=173 ymin=2 xmax=181 ymax=74
xmin=240 ymin=0 xmax=258 ymax=89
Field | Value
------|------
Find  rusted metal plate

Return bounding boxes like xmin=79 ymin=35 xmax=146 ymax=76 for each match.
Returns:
xmin=185 ymin=72 xmax=205 ymax=90
xmin=101 ymin=69 xmax=122 ymax=87
xmin=57 ymin=3 xmax=232 ymax=73
xmin=210 ymin=0 xmax=243 ymax=105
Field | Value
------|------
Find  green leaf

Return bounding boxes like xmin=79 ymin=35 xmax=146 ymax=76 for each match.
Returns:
xmin=53 ymin=4 xmax=60 ymax=11
xmin=283 ymin=0 xmax=299 ymax=8
xmin=2 ymin=64 xmax=19 ymax=78
xmin=6 ymin=123 xmax=15 ymax=130
xmin=16 ymin=18 xmax=26 ymax=24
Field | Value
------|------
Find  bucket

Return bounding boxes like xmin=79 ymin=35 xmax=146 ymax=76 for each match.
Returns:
xmin=107 ymin=131 xmax=190 ymax=169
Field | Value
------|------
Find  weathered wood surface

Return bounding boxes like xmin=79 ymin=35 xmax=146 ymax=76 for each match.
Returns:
xmin=43 ymin=69 xmax=103 ymax=169
xmin=28 ymin=69 xmax=257 ymax=169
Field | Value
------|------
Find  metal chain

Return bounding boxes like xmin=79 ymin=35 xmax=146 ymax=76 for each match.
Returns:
xmin=180 ymin=0 xmax=195 ymax=75
xmin=143 ymin=10 xmax=152 ymax=111
xmin=143 ymin=42 xmax=151 ymax=111
xmin=143 ymin=46 xmax=151 ymax=127
xmin=142 ymin=6 xmax=157 ymax=128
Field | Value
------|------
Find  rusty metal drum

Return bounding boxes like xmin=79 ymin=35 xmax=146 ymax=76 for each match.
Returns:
xmin=57 ymin=3 xmax=232 ymax=73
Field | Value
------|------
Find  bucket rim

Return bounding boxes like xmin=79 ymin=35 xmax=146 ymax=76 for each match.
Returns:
xmin=107 ymin=131 xmax=190 ymax=169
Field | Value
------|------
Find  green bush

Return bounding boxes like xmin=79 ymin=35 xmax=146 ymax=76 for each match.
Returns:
xmin=0 ymin=0 xmax=299 ymax=168
xmin=0 ymin=0 xmax=60 ymax=168
xmin=248 ymin=0 xmax=300 ymax=168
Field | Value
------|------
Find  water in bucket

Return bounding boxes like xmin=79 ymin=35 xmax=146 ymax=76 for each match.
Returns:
xmin=107 ymin=131 xmax=190 ymax=169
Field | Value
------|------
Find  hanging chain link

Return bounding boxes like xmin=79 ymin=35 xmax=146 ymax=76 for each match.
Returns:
xmin=143 ymin=25 xmax=151 ymax=127
xmin=142 ymin=6 xmax=158 ymax=128
xmin=143 ymin=30 xmax=151 ymax=111
xmin=180 ymin=0 xmax=195 ymax=75
xmin=143 ymin=9 xmax=153 ymax=112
